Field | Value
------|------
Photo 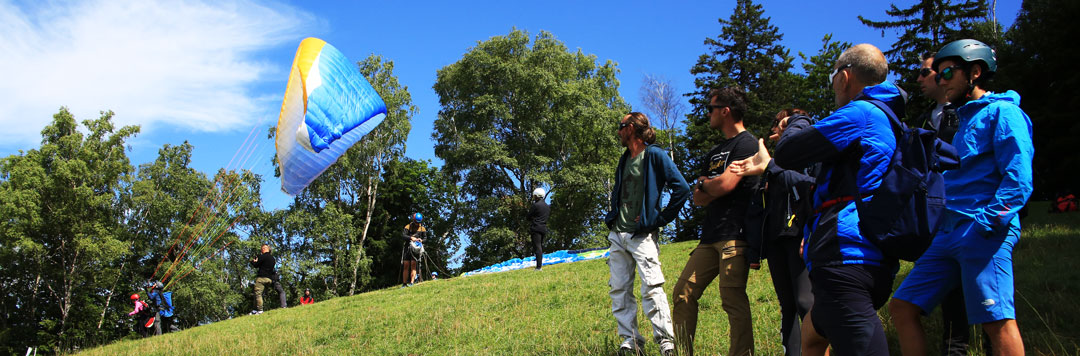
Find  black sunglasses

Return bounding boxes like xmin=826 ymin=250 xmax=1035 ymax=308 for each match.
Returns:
xmin=918 ymin=68 xmax=934 ymax=78
xmin=935 ymin=65 xmax=963 ymax=82
xmin=618 ymin=122 xmax=631 ymax=130
xmin=706 ymin=104 xmax=727 ymax=113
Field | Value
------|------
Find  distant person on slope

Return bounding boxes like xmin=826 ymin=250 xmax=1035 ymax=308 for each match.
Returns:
xmin=604 ymin=112 xmax=689 ymax=356
xmin=128 ymin=293 xmax=152 ymax=337
xmin=527 ymin=187 xmax=550 ymax=270
xmin=250 ymin=244 xmax=287 ymax=314
xmin=402 ymin=213 xmax=427 ymax=287
xmin=300 ymin=289 xmax=314 ymax=305
xmin=147 ymin=281 xmax=175 ymax=334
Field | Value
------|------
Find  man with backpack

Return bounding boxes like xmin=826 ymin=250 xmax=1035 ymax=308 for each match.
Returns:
xmin=890 ymin=39 xmax=1033 ymax=356
xmin=736 ymin=44 xmax=900 ymax=355
xmin=147 ymin=281 xmax=175 ymax=334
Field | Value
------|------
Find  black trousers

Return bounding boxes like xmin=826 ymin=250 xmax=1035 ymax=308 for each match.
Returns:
xmin=765 ymin=237 xmax=813 ymax=356
xmin=809 ymin=263 xmax=896 ymax=356
xmin=531 ymin=231 xmax=544 ymax=269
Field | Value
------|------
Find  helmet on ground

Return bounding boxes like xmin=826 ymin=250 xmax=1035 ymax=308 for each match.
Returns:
xmin=412 ymin=212 xmax=423 ymax=223
xmin=532 ymin=187 xmax=545 ymax=199
xmin=933 ymin=39 xmax=997 ymax=74
xmin=130 ymin=294 xmax=140 ymax=300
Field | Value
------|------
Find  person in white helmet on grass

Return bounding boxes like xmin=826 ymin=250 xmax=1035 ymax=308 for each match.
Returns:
xmin=527 ymin=187 xmax=550 ymax=271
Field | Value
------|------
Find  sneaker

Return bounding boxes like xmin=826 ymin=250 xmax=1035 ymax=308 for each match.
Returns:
xmin=618 ymin=339 xmax=645 ymax=356
xmin=659 ymin=341 xmax=676 ymax=356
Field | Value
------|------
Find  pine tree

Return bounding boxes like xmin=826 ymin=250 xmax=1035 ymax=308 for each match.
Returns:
xmin=859 ymin=0 xmax=987 ymax=112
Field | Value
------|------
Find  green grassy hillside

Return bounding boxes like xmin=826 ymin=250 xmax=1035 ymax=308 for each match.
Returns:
xmin=82 ymin=202 xmax=1080 ymax=355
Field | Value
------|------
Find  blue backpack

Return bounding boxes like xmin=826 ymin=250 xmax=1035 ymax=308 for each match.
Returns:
xmin=854 ymin=97 xmax=959 ymax=261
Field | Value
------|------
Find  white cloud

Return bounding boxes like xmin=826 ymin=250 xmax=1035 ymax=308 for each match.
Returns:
xmin=0 ymin=0 xmax=317 ymax=147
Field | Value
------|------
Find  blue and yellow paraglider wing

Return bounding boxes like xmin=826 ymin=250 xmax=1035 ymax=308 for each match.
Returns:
xmin=276 ymin=38 xmax=387 ymax=195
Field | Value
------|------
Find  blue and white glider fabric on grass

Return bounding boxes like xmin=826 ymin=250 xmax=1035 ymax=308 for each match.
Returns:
xmin=276 ymin=37 xmax=387 ymax=195
xmin=462 ymin=247 xmax=610 ymax=276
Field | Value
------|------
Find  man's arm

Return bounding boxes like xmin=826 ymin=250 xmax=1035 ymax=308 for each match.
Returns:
xmin=974 ymin=106 xmax=1034 ymax=235
xmin=656 ymin=151 xmax=690 ymax=228
xmin=775 ymin=110 xmax=853 ymax=170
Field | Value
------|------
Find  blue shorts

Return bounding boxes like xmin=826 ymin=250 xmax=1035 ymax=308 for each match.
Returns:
xmin=892 ymin=217 xmax=1019 ymax=324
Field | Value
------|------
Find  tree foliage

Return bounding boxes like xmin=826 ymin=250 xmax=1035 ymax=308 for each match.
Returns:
xmin=859 ymin=0 xmax=987 ymax=113
xmin=433 ymin=29 xmax=628 ymax=271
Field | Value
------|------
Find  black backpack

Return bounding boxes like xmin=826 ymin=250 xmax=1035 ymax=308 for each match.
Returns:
xmin=854 ymin=98 xmax=959 ymax=261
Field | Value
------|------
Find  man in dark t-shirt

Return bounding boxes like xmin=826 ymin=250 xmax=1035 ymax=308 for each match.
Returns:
xmin=673 ymin=87 xmax=759 ymax=356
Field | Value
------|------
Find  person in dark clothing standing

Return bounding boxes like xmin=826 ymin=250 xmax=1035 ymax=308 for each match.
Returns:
xmin=250 ymin=244 xmax=286 ymax=314
xmin=740 ymin=108 xmax=818 ymax=356
xmin=672 ymin=87 xmax=760 ymax=356
xmin=527 ymin=187 xmax=550 ymax=270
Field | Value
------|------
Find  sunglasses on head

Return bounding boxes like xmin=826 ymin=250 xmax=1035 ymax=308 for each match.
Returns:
xmin=935 ymin=65 xmax=963 ymax=82
xmin=618 ymin=122 xmax=630 ymax=130
xmin=918 ymin=68 xmax=934 ymax=78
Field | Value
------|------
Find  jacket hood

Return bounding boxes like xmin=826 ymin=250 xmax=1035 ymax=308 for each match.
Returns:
xmin=968 ymin=90 xmax=1021 ymax=107
xmin=860 ymin=82 xmax=906 ymax=117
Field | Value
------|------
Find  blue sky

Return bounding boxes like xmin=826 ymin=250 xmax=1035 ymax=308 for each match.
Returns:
xmin=0 ymin=0 xmax=1022 ymax=211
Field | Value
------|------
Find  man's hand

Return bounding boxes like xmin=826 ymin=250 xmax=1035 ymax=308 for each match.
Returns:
xmin=729 ymin=138 xmax=771 ymax=177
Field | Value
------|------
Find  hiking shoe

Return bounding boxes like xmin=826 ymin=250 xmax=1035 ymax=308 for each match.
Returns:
xmin=618 ymin=339 xmax=645 ymax=356
xmin=659 ymin=341 xmax=676 ymax=356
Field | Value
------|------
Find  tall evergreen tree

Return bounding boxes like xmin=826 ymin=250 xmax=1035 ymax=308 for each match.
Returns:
xmin=680 ymin=0 xmax=794 ymax=241
xmin=859 ymin=0 xmax=987 ymax=113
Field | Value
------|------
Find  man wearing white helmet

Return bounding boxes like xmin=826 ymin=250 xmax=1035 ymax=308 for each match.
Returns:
xmin=527 ymin=187 xmax=550 ymax=271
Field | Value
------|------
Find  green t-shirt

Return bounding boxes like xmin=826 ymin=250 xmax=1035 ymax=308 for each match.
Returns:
xmin=614 ymin=152 xmax=645 ymax=232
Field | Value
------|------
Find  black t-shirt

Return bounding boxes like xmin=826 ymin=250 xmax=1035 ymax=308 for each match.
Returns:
xmin=700 ymin=130 xmax=759 ymax=244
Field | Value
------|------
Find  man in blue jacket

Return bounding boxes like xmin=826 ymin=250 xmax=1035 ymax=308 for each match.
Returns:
xmin=890 ymin=39 xmax=1033 ymax=356
xmin=604 ymin=112 xmax=690 ymax=356
xmin=769 ymin=43 xmax=899 ymax=355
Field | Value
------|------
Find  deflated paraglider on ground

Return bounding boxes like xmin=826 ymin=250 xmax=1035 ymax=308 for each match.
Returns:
xmin=276 ymin=37 xmax=387 ymax=195
xmin=463 ymin=247 xmax=610 ymax=276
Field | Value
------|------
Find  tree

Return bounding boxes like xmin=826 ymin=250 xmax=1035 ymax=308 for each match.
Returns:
xmin=995 ymin=0 xmax=1080 ymax=198
xmin=795 ymin=34 xmax=852 ymax=119
xmin=433 ymin=29 xmax=628 ymax=271
xmin=859 ymin=0 xmax=987 ymax=113
xmin=0 ymin=108 xmax=138 ymax=352
xmin=639 ymin=74 xmax=686 ymax=161
xmin=680 ymin=0 xmax=795 ymax=241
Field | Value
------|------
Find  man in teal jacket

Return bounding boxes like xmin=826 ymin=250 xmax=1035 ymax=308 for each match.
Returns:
xmin=605 ymin=112 xmax=690 ymax=356
xmin=891 ymin=39 xmax=1034 ymax=355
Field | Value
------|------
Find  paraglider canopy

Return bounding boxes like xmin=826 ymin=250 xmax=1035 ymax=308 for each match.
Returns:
xmin=276 ymin=37 xmax=388 ymax=195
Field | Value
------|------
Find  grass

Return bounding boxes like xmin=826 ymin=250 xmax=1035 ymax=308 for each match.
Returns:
xmin=81 ymin=202 xmax=1080 ymax=355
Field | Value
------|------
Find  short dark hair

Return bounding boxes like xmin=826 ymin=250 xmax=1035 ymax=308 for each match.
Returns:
xmin=624 ymin=112 xmax=657 ymax=144
xmin=707 ymin=87 xmax=749 ymax=122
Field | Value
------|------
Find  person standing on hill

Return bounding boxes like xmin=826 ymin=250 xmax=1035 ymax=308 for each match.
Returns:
xmin=672 ymin=87 xmax=759 ymax=356
xmin=250 ymin=244 xmax=286 ymax=314
xmin=402 ymin=213 xmax=427 ymax=287
xmin=527 ymin=187 xmax=550 ymax=271
xmin=604 ymin=112 xmax=689 ymax=356
xmin=890 ymin=39 xmax=1034 ymax=356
